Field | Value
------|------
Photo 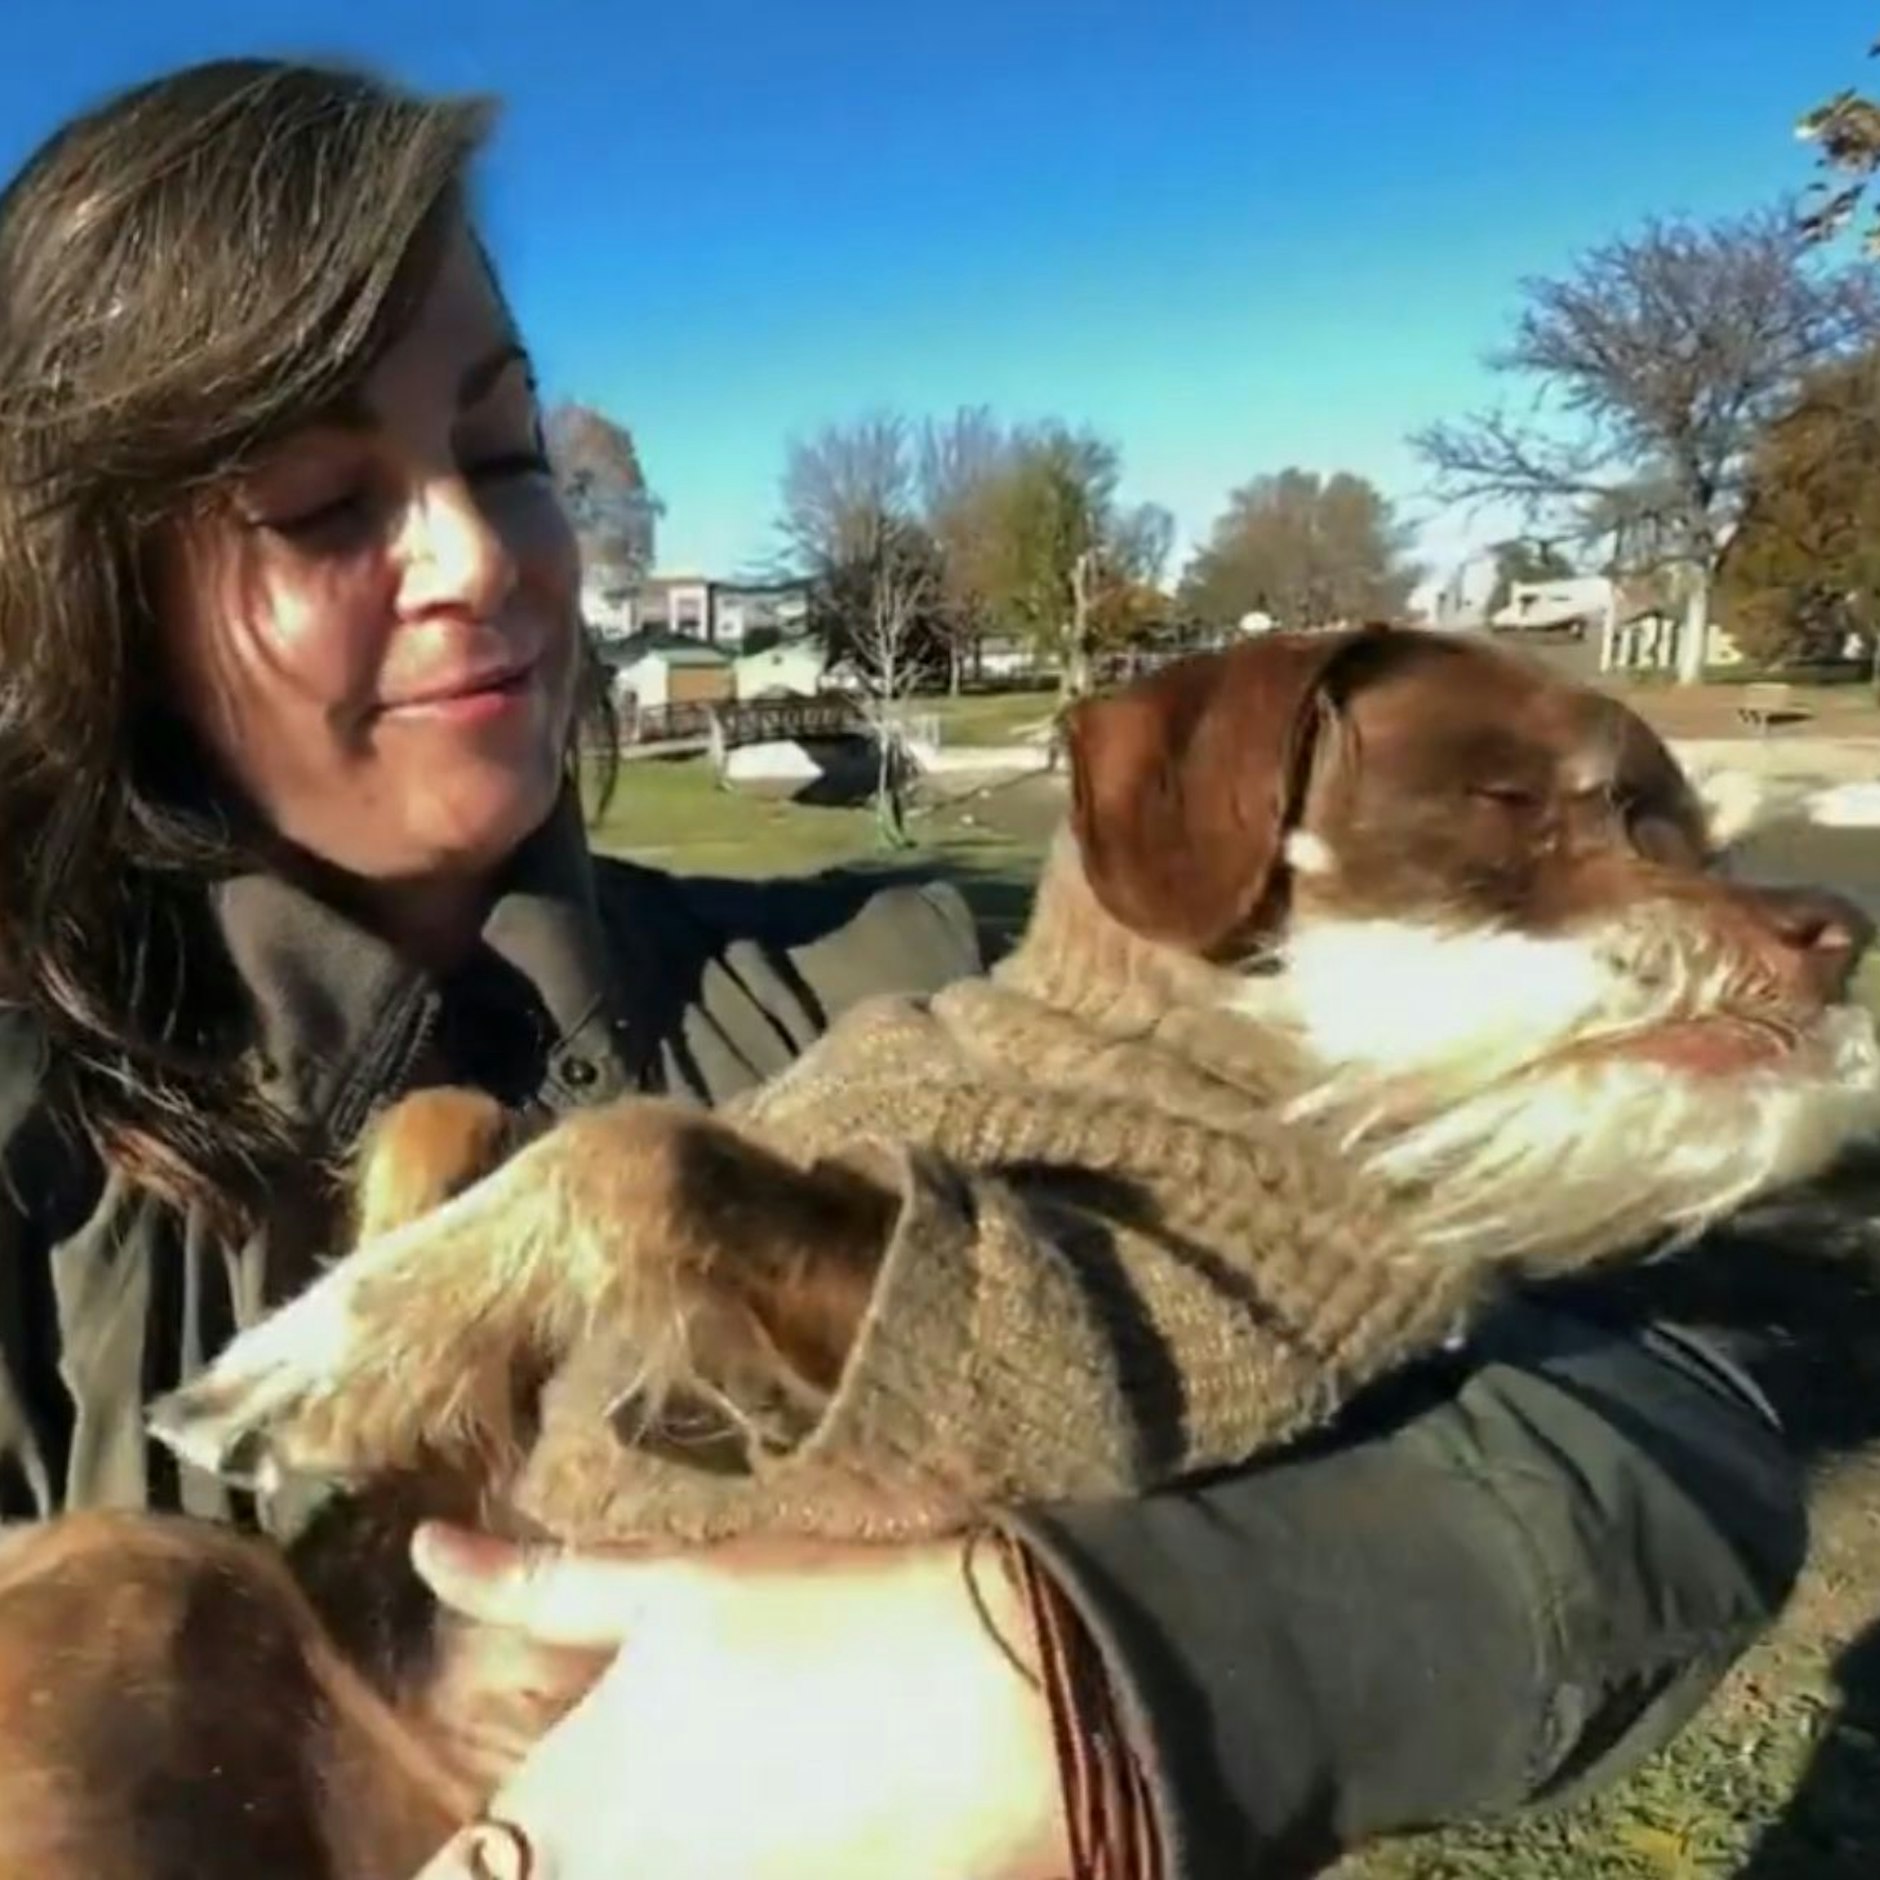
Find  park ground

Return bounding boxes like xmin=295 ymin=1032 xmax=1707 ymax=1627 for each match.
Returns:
xmin=593 ymin=677 xmax=1880 ymax=1879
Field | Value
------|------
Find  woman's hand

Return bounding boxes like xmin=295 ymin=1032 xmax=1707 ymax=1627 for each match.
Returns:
xmin=408 ymin=1524 xmax=1071 ymax=1880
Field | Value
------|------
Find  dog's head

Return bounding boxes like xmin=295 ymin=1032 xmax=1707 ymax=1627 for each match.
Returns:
xmin=1064 ymin=626 xmax=1880 ymax=1265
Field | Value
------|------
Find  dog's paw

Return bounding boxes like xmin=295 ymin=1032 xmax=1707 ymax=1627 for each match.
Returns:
xmin=149 ymin=1250 xmax=509 ymax=1492
xmin=146 ymin=1380 xmax=302 ymax=1494
xmin=147 ymin=1264 xmax=377 ymax=1491
xmin=353 ymin=1085 xmax=520 ymax=1242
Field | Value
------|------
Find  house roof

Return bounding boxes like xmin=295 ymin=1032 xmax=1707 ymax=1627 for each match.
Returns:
xmin=734 ymin=640 xmax=824 ymax=664
xmin=1490 ymin=575 xmax=1613 ymax=632
xmin=1612 ymin=577 xmax=1677 ymax=625
xmin=607 ymin=631 xmax=732 ymax=669
xmin=1490 ymin=598 xmax=1592 ymax=630
xmin=632 ymin=643 xmax=731 ymax=670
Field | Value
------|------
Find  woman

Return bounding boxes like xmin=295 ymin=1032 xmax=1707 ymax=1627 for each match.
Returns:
xmin=0 ymin=56 xmax=1806 ymax=1880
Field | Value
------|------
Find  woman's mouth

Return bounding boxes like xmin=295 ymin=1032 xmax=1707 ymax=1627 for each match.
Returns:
xmin=376 ymin=662 xmax=537 ymax=723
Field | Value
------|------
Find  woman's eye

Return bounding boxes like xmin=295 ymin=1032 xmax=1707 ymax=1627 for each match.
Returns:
xmin=247 ymin=489 xmax=371 ymax=543
xmin=467 ymin=449 xmax=552 ymax=483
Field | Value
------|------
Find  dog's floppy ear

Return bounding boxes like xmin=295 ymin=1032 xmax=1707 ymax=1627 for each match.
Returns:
xmin=1065 ymin=630 xmax=1373 ymax=954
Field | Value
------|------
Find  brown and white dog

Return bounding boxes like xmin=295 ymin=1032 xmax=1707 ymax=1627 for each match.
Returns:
xmin=0 ymin=623 xmax=1875 ymax=1880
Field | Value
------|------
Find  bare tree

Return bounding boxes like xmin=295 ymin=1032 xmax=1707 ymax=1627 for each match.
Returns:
xmin=918 ymin=407 xmax=1015 ymax=693
xmin=1178 ymin=468 xmax=1419 ymax=630
xmin=1799 ymin=32 xmax=1880 ymax=251
xmin=779 ymin=413 xmax=940 ymax=845
xmin=1413 ymin=207 xmax=1876 ymax=682
xmin=784 ymin=409 xmax=1171 ymax=726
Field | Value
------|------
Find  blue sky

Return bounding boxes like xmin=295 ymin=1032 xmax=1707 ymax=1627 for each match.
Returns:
xmin=1 ymin=2 xmax=1871 ymax=591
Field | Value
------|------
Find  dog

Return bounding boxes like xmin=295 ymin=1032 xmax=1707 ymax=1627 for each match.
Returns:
xmin=1 ymin=623 xmax=1876 ymax=1880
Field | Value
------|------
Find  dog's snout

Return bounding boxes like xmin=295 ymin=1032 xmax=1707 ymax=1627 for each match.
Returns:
xmin=1748 ymin=887 xmax=1875 ymax=1001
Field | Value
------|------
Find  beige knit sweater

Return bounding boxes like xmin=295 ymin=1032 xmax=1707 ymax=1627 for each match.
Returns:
xmin=513 ymin=849 xmax=1496 ymax=1545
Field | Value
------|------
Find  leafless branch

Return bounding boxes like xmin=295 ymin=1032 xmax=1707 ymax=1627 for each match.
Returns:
xmin=1413 ymin=207 xmax=1879 ymax=583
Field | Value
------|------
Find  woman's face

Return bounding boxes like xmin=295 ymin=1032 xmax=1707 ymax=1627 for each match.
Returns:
xmin=160 ymin=221 xmax=583 ymax=895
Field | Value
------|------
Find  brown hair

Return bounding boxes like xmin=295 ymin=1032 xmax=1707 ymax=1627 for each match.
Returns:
xmin=0 ymin=59 xmax=616 ymax=1226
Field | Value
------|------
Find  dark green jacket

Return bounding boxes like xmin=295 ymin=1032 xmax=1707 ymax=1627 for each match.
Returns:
xmin=0 ymin=801 xmax=1805 ymax=1876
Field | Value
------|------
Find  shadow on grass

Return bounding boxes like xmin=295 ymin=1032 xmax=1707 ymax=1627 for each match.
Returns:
xmin=1737 ymin=1619 xmax=1880 ymax=1878
xmin=1529 ymin=1159 xmax=1880 ymax=1879
xmin=1550 ymin=1154 xmax=1880 ymax=1473
xmin=943 ymin=872 xmax=1037 ymax=958
xmin=858 ymin=852 xmax=1040 ymax=960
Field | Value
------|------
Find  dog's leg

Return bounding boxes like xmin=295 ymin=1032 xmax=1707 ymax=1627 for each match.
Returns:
xmin=350 ymin=1086 xmax=525 ymax=1244
xmin=0 ymin=1511 xmax=468 ymax=1880
xmin=147 ymin=1086 xmax=531 ymax=1490
xmin=148 ymin=1100 xmax=897 ymax=1489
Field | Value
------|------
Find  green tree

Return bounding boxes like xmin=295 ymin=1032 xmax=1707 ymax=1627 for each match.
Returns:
xmin=1178 ymin=469 xmax=1419 ymax=631
xmin=1723 ymin=350 xmax=1880 ymax=669
xmin=976 ymin=426 xmax=1172 ymax=698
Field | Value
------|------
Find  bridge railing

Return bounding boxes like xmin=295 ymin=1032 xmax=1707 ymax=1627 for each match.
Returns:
xmin=620 ymin=693 xmax=870 ymax=751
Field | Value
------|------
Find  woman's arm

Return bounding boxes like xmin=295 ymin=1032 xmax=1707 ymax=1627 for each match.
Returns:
xmin=412 ymin=1302 xmax=1802 ymax=1880
xmin=1013 ymin=1299 xmax=1806 ymax=1876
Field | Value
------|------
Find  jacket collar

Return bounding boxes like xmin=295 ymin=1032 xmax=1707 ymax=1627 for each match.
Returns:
xmin=209 ymin=790 xmax=650 ymax=1142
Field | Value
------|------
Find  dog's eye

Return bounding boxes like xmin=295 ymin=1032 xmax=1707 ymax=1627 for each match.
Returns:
xmin=1468 ymin=782 xmax=1539 ymax=810
xmin=1631 ymin=811 xmax=1703 ymax=867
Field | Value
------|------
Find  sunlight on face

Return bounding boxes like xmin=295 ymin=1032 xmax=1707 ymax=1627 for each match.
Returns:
xmin=159 ymin=221 xmax=583 ymax=894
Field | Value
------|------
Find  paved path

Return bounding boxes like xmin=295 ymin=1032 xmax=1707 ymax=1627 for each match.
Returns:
xmin=1671 ymin=736 xmax=1880 ymax=786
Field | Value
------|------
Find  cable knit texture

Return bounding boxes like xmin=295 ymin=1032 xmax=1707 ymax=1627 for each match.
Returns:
xmin=514 ymin=844 xmax=1484 ymax=1545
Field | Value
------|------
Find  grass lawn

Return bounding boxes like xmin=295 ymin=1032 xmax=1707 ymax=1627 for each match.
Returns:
xmin=591 ymin=752 xmax=1052 ymax=947
xmin=924 ymin=688 xmax=1060 ymax=747
xmin=593 ymin=749 xmax=1880 ymax=1880
xmin=593 ymin=754 xmax=888 ymax=875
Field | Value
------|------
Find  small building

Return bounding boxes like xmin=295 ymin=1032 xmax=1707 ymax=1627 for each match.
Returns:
xmin=607 ymin=635 xmax=734 ymax=711
xmin=711 ymin=580 xmax=811 ymax=648
xmin=579 ymin=555 xmax=642 ymax=636
xmin=1604 ymin=586 xmax=1681 ymax=673
xmin=733 ymin=639 xmax=827 ymax=702
xmin=974 ymin=633 xmax=1049 ymax=682
xmin=631 ymin=573 xmax=715 ymax=643
xmin=1596 ymin=577 xmax=1744 ymax=675
xmin=1490 ymin=575 xmax=1614 ymax=636
xmin=586 ymin=572 xmax=812 ymax=649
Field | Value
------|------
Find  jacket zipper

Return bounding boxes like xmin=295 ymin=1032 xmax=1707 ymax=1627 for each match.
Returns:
xmin=323 ymin=986 xmax=442 ymax=1150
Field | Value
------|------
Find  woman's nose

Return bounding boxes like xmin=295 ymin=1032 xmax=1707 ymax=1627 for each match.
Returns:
xmin=395 ymin=477 xmax=517 ymax=619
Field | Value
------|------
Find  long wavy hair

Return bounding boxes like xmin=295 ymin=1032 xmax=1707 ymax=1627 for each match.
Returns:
xmin=0 ymin=59 xmax=617 ymax=1228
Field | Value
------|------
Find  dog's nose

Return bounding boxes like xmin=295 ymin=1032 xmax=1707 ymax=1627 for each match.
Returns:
xmin=1749 ymin=886 xmax=1875 ymax=1002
